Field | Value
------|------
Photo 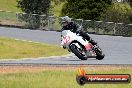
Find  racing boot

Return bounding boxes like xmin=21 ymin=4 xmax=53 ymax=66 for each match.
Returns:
xmin=83 ymin=32 xmax=97 ymax=45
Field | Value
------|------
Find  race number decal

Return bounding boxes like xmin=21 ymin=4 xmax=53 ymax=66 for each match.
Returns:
xmin=63 ymin=36 xmax=70 ymax=44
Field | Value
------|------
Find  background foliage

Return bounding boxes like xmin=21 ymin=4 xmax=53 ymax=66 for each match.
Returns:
xmin=17 ymin=0 xmax=51 ymax=29
xmin=17 ymin=0 xmax=50 ymax=15
xmin=61 ymin=0 xmax=112 ymax=20
xmin=104 ymin=3 xmax=132 ymax=23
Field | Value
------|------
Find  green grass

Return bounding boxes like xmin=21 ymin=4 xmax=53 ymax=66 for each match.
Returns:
xmin=0 ymin=68 xmax=131 ymax=88
xmin=0 ymin=37 xmax=68 ymax=59
xmin=0 ymin=11 xmax=16 ymax=20
xmin=0 ymin=0 xmax=20 ymax=20
xmin=0 ymin=0 xmax=21 ymax=12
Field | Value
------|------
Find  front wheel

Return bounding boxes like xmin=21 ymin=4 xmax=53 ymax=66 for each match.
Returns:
xmin=70 ymin=44 xmax=87 ymax=60
xmin=96 ymin=53 xmax=105 ymax=60
xmin=95 ymin=47 xmax=105 ymax=60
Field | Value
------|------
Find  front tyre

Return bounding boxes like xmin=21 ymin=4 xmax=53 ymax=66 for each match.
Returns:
xmin=96 ymin=53 xmax=105 ymax=60
xmin=95 ymin=47 xmax=105 ymax=60
xmin=70 ymin=44 xmax=87 ymax=60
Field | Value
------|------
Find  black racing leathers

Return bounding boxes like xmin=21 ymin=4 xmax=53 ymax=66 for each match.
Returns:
xmin=61 ymin=22 xmax=79 ymax=33
xmin=61 ymin=22 xmax=97 ymax=45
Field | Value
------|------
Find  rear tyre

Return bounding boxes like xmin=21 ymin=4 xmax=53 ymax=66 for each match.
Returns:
xmin=70 ymin=44 xmax=87 ymax=60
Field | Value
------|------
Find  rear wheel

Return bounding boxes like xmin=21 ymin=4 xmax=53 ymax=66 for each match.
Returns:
xmin=70 ymin=44 xmax=87 ymax=60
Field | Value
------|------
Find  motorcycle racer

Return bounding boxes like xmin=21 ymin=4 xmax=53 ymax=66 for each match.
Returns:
xmin=61 ymin=16 xmax=97 ymax=46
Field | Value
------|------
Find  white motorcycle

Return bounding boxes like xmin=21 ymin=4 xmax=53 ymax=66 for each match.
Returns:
xmin=61 ymin=30 xmax=105 ymax=60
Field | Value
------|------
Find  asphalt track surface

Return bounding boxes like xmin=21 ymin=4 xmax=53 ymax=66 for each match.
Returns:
xmin=0 ymin=27 xmax=132 ymax=65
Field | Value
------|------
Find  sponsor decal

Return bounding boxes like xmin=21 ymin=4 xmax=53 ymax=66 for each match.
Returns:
xmin=63 ymin=36 xmax=70 ymax=44
xmin=76 ymin=68 xmax=131 ymax=85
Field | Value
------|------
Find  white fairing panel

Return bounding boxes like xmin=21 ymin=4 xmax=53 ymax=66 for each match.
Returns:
xmin=61 ymin=30 xmax=88 ymax=49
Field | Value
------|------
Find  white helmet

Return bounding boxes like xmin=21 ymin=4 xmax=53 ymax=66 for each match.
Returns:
xmin=61 ymin=16 xmax=71 ymax=23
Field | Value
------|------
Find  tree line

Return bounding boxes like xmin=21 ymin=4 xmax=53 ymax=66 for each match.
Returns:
xmin=17 ymin=0 xmax=132 ymax=23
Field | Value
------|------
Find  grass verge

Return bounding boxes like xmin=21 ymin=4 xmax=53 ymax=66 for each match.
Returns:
xmin=0 ymin=0 xmax=21 ymax=12
xmin=0 ymin=65 xmax=131 ymax=88
xmin=0 ymin=11 xmax=16 ymax=20
xmin=0 ymin=37 xmax=68 ymax=59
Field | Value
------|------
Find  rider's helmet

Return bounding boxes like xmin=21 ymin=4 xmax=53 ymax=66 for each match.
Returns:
xmin=61 ymin=16 xmax=71 ymax=26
